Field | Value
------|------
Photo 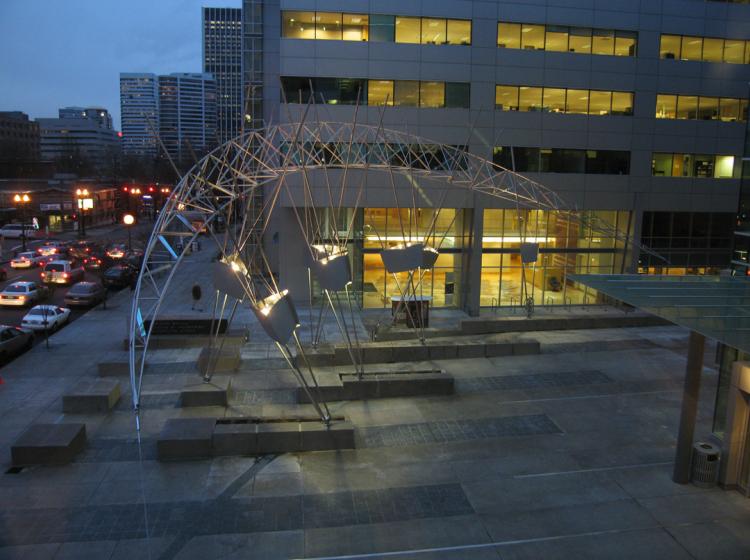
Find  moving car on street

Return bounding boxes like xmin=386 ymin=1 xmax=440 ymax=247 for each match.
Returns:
xmin=40 ymin=260 xmax=85 ymax=285
xmin=36 ymin=241 xmax=69 ymax=257
xmin=68 ymin=240 xmax=101 ymax=259
xmin=21 ymin=305 xmax=71 ymax=332
xmin=11 ymin=251 xmax=46 ymax=268
xmin=82 ymin=255 xmax=103 ymax=270
xmin=0 ymin=281 xmax=48 ymax=307
xmin=64 ymin=281 xmax=105 ymax=307
xmin=105 ymin=244 xmax=127 ymax=259
xmin=0 ymin=268 xmax=6 ymax=281
xmin=0 ymin=325 xmax=34 ymax=364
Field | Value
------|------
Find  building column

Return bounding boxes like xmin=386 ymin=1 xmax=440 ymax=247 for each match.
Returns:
xmin=719 ymin=361 xmax=750 ymax=489
xmin=673 ymin=330 xmax=706 ymax=484
xmin=463 ymin=195 xmax=484 ymax=317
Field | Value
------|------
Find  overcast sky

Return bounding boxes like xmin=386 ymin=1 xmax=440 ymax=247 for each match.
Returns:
xmin=0 ymin=0 xmax=239 ymax=129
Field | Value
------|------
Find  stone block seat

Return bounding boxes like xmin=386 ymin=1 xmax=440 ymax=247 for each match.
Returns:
xmin=62 ymin=379 xmax=121 ymax=413
xmin=11 ymin=423 xmax=87 ymax=466
xmin=157 ymin=417 xmax=215 ymax=461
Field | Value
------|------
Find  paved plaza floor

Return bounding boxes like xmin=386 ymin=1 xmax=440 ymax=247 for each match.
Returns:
xmin=0 ymin=248 xmax=748 ymax=559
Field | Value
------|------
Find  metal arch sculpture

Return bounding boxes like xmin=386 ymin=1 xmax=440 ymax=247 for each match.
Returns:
xmin=129 ymin=118 xmax=662 ymax=425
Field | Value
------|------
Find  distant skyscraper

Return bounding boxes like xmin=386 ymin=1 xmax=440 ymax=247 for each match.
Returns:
xmin=203 ymin=7 xmax=242 ymax=144
xmin=242 ymin=0 xmax=264 ymax=129
xmin=158 ymin=73 xmax=217 ymax=161
xmin=59 ymin=107 xmax=113 ymax=130
xmin=119 ymin=73 xmax=159 ymax=156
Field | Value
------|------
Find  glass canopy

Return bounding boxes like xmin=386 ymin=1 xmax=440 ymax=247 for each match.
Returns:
xmin=570 ymin=274 xmax=750 ymax=354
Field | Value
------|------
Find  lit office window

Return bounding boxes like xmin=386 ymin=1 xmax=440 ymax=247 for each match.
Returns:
xmin=652 ymin=153 xmax=673 ymax=176
xmin=421 ymin=18 xmax=446 ymax=44
xmin=611 ymin=92 xmax=633 ymax=115
xmin=420 ymin=82 xmax=445 ymax=107
xmin=394 ymin=80 xmax=420 ymax=106
xmin=614 ymin=31 xmax=637 ymax=56
xmin=497 ymin=23 xmax=521 ymax=48
xmin=698 ymin=97 xmax=719 ymax=120
xmin=569 ymin=28 xmax=592 ymax=54
xmin=343 ymin=14 xmax=369 ymax=41
xmin=702 ymin=38 xmax=724 ymax=62
xmin=660 ymin=35 xmax=681 ymax=58
xmin=592 ymin=29 xmax=615 ymax=55
xmin=545 ymin=26 xmax=568 ymax=52
xmin=316 ymin=12 xmax=342 ymax=40
xmin=370 ymin=14 xmax=395 ymax=42
xmin=714 ymin=155 xmax=735 ymax=178
xmin=681 ymin=37 xmax=703 ymax=60
xmin=589 ymin=90 xmax=612 ymax=115
xmin=542 ymin=88 xmax=565 ymax=112
xmin=368 ymin=80 xmax=394 ymax=105
xmin=676 ymin=96 xmax=698 ymax=119
xmin=519 ymin=87 xmax=543 ymax=111
xmin=282 ymin=11 xmax=316 ymax=39
xmin=723 ymin=40 xmax=744 ymax=63
xmin=395 ymin=16 xmax=421 ymax=43
xmin=719 ymin=98 xmax=740 ymax=121
xmin=652 ymin=153 xmax=735 ymax=178
xmin=521 ymin=24 xmax=545 ymax=50
xmin=656 ymin=95 xmax=677 ymax=118
xmin=566 ymin=89 xmax=589 ymax=114
xmin=742 ymin=99 xmax=749 ymax=121
xmin=495 ymin=86 xmax=519 ymax=110
xmin=673 ymin=154 xmax=692 ymax=177
xmin=746 ymin=42 xmax=750 ymax=64
xmin=445 ymin=83 xmax=470 ymax=108
xmin=447 ymin=19 xmax=471 ymax=45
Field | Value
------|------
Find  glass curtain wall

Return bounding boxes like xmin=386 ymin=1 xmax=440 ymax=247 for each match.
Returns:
xmin=480 ymin=209 xmax=631 ymax=307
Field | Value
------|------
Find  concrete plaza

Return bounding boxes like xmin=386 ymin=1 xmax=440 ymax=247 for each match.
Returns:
xmin=0 ymin=248 xmax=749 ymax=559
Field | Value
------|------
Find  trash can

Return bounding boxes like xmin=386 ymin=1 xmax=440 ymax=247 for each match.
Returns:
xmin=690 ymin=441 xmax=721 ymax=487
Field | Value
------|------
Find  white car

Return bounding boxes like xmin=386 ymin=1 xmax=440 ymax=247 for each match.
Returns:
xmin=10 ymin=251 xmax=46 ymax=269
xmin=21 ymin=305 xmax=71 ymax=332
xmin=0 ymin=224 xmax=36 ymax=239
xmin=0 ymin=281 xmax=48 ymax=307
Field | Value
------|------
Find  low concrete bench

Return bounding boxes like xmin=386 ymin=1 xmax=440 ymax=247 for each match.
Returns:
xmin=197 ymin=346 xmax=241 ymax=374
xmin=157 ymin=418 xmax=215 ymax=461
xmin=180 ymin=376 xmax=233 ymax=407
xmin=63 ymin=380 xmax=121 ymax=413
xmin=12 ymin=423 xmax=87 ymax=466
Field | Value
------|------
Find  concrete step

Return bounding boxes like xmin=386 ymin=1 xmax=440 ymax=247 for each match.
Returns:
xmin=460 ymin=313 xmax=670 ymax=335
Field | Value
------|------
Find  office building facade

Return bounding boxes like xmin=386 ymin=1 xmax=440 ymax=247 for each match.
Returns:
xmin=239 ymin=0 xmax=750 ymax=313
xmin=120 ymin=73 xmax=160 ymax=156
xmin=203 ymin=7 xmax=243 ymax=144
xmin=37 ymin=107 xmax=119 ymax=168
xmin=0 ymin=111 xmax=40 ymax=173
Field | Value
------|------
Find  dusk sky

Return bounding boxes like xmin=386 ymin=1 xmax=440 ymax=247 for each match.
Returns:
xmin=0 ymin=0 xmax=239 ymax=130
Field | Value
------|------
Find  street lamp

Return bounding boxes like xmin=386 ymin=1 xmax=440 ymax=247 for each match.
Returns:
xmin=123 ymin=213 xmax=135 ymax=251
xmin=76 ymin=188 xmax=89 ymax=237
xmin=13 ymin=193 xmax=30 ymax=252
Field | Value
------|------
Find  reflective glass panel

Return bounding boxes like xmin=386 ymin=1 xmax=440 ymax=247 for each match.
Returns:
xmin=656 ymin=94 xmax=677 ymax=118
xmin=611 ymin=91 xmax=633 ymax=115
xmin=521 ymin=24 xmax=545 ymax=50
xmin=283 ymin=11 xmax=316 ymax=39
xmin=421 ymin=18 xmax=446 ymax=44
xmin=673 ymin=153 xmax=693 ymax=177
xmin=395 ymin=16 xmax=420 ymax=43
xmin=519 ymin=86 xmax=543 ymax=112
xmin=342 ymin=14 xmax=369 ymax=41
xmin=316 ymin=12 xmax=342 ymax=40
xmin=592 ymin=29 xmax=615 ymax=55
xmin=368 ymin=80 xmax=394 ymax=106
xmin=370 ymin=14 xmax=395 ymax=42
xmin=447 ymin=19 xmax=471 ymax=45
xmin=568 ymin=27 xmax=592 ymax=53
xmin=419 ymin=82 xmax=445 ymax=108
xmin=676 ymin=96 xmax=698 ymax=119
xmin=589 ymin=90 xmax=612 ymax=115
xmin=497 ymin=22 xmax=520 ymax=48
xmin=445 ymin=82 xmax=470 ymax=108
xmin=566 ymin=89 xmax=589 ymax=114
xmin=660 ymin=35 xmax=681 ymax=59
xmin=393 ymin=80 xmax=419 ymax=106
xmin=495 ymin=86 xmax=519 ymax=110
xmin=543 ymin=88 xmax=566 ymax=113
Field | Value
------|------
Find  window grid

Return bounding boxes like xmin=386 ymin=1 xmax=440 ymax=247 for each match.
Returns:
xmin=282 ymin=11 xmax=471 ymax=45
xmin=655 ymin=94 xmax=748 ymax=122
xmin=496 ymin=85 xmax=633 ymax=116
xmin=659 ymin=34 xmax=750 ymax=64
xmin=498 ymin=22 xmax=637 ymax=56
xmin=651 ymin=153 xmax=737 ymax=178
xmin=493 ymin=147 xmax=630 ymax=175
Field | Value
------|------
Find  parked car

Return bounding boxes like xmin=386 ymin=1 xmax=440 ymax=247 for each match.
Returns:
xmin=40 ymin=260 xmax=85 ymax=285
xmin=0 ymin=281 xmax=48 ymax=307
xmin=0 ymin=325 xmax=34 ymax=364
xmin=102 ymin=264 xmax=136 ymax=289
xmin=11 ymin=251 xmax=46 ymax=269
xmin=82 ymin=254 xmax=103 ymax=270
xmin=0 ymin=224 xmax=36 ymax=239
xmin=21 ymin=305 xmax=71 ymax=332
xmin=124 ymin=250 xmax=144 ymax=270
xmin=64 ymin=281 xmax=105 ymax=307
xmin=68 ymin=240 xmax=101 ymax=259
xmin=105 ymin=243 xmax=127 ymax=259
